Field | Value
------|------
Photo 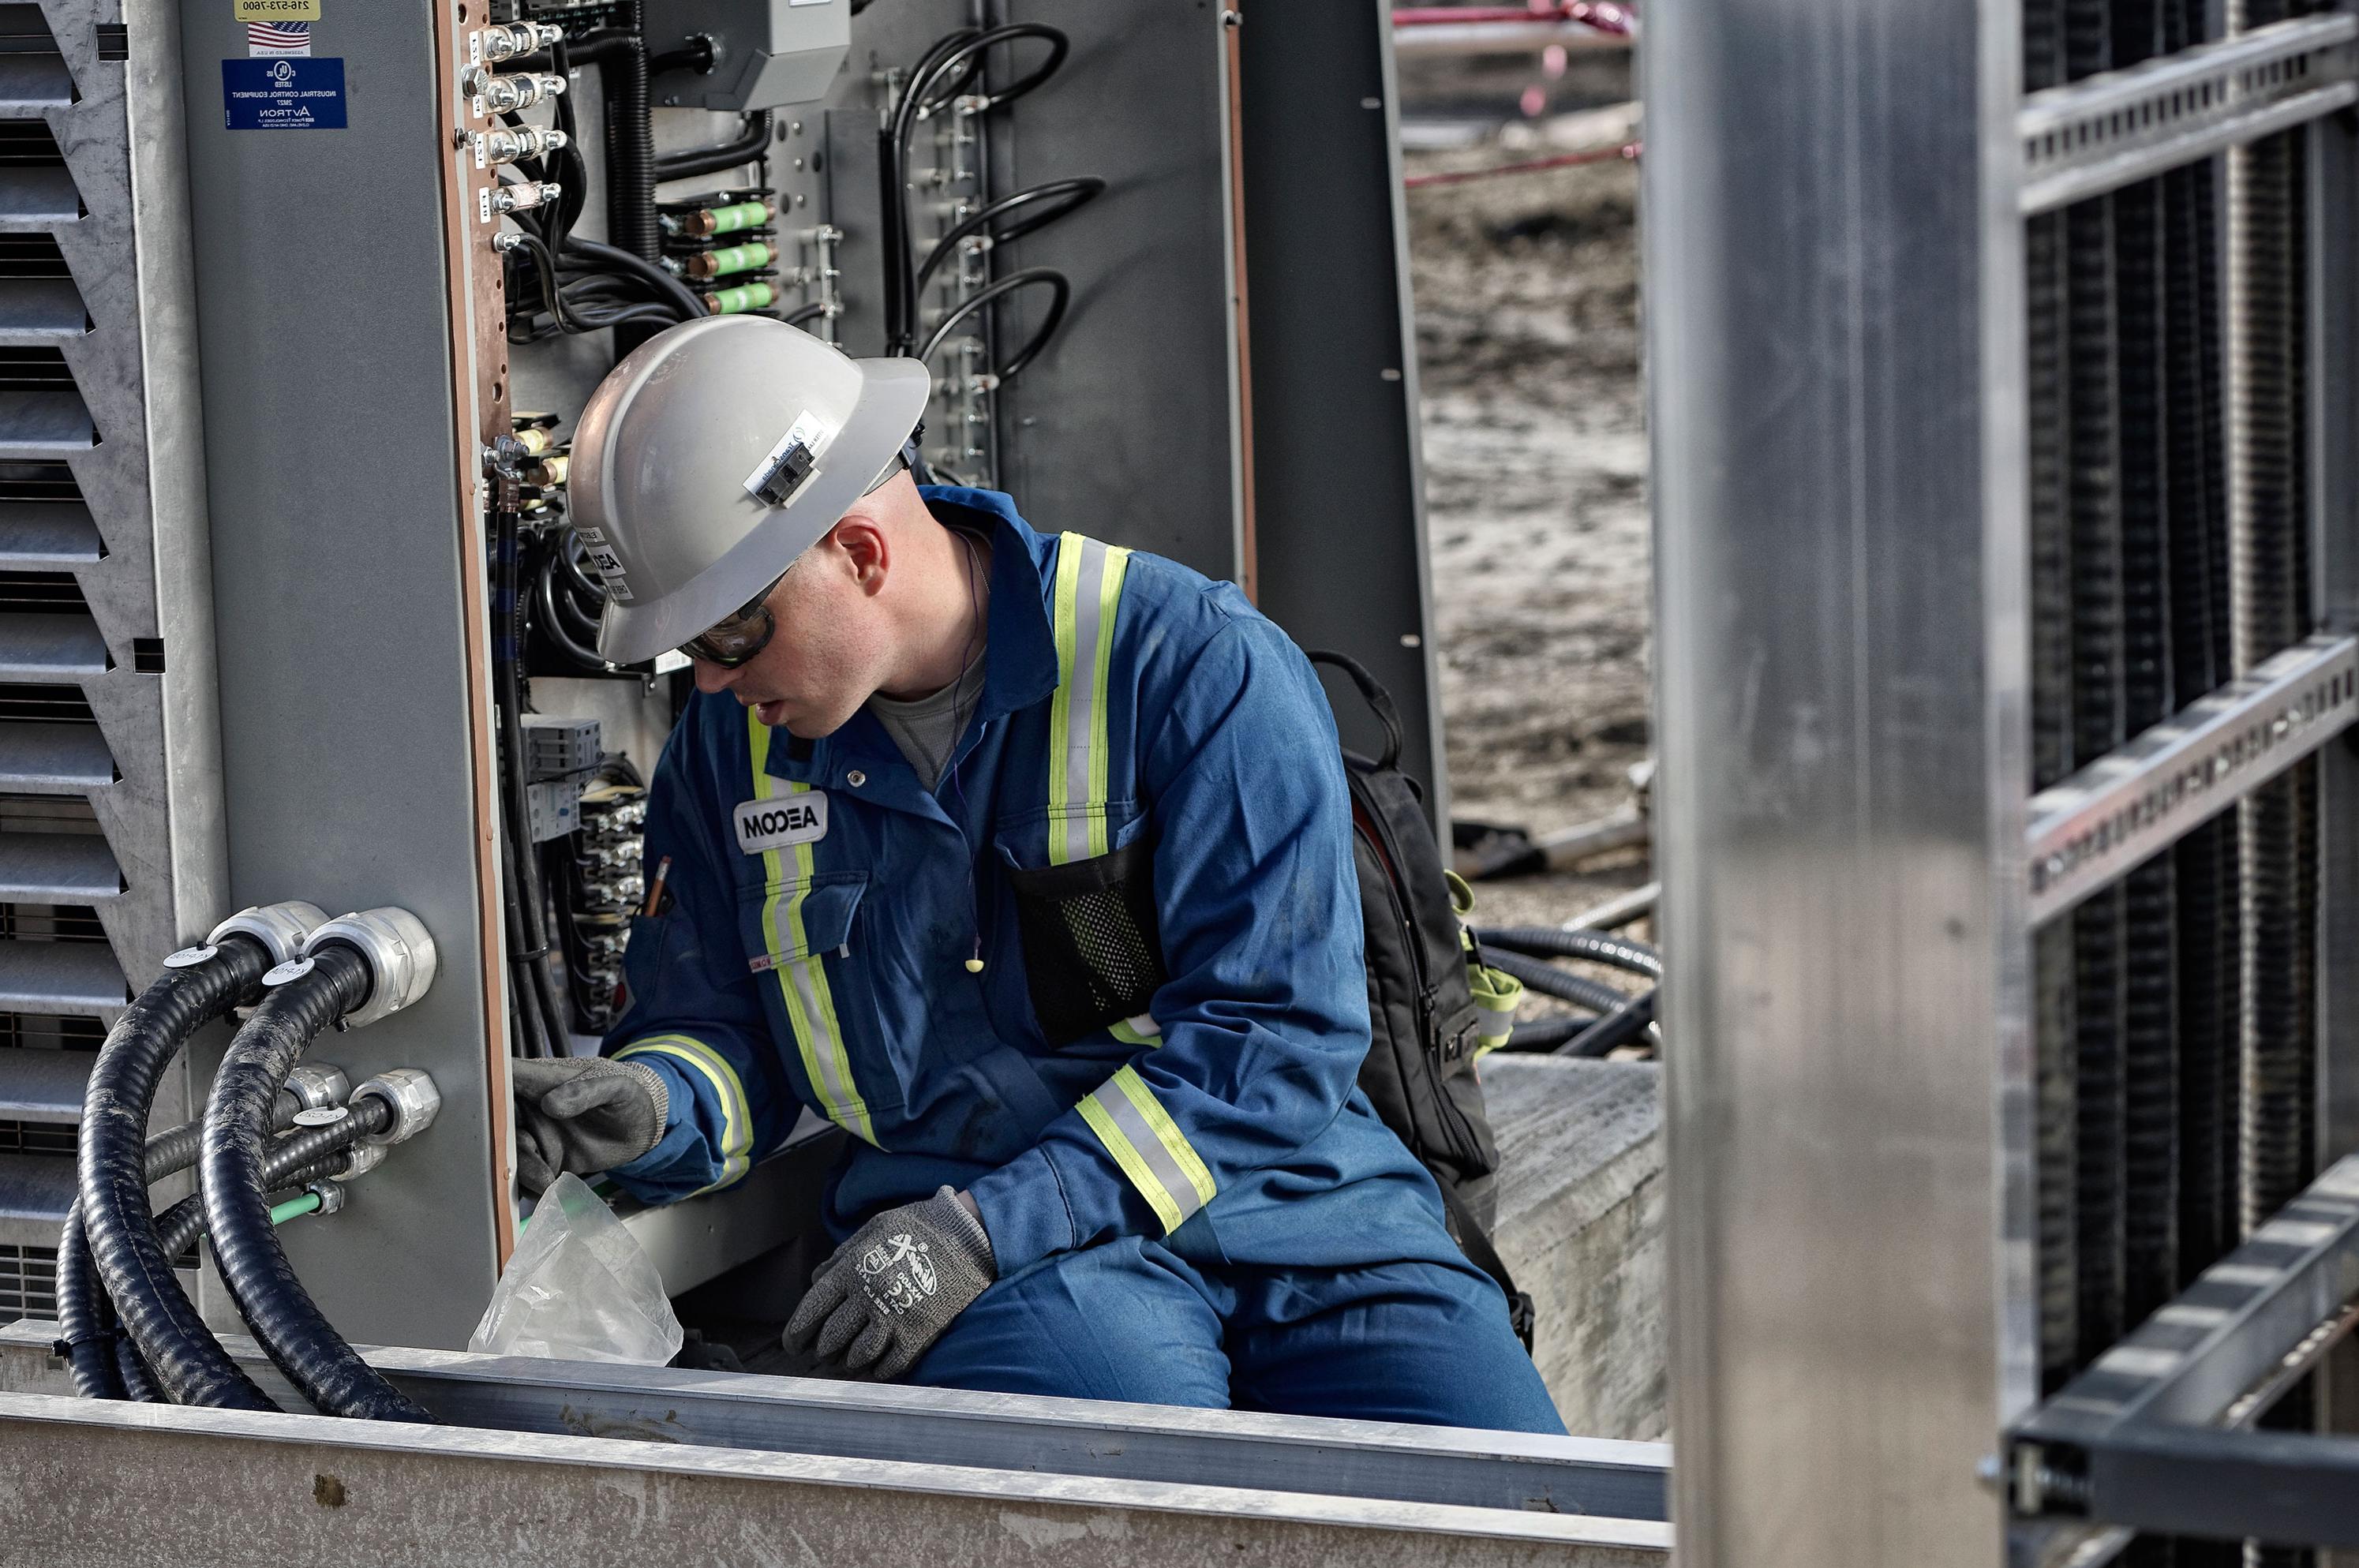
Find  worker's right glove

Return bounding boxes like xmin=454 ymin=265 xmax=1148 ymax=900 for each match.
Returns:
xmin=783 ymin=1187 xmax=996 ymax=1379
xmin=510 ymin=1056 xmax=668 ymax=1198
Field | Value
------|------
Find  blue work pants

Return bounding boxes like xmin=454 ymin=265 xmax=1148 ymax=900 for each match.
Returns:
xmin=905 ymin=1233 xmax=1567 ymax=1433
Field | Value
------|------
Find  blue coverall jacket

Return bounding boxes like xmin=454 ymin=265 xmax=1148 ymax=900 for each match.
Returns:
xmin=604 ymin=489 xmax=1562 ymax=1429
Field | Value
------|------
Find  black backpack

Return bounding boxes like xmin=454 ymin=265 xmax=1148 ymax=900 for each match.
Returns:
xmin=1310 ymin=650 xmax=1535 ymax=1351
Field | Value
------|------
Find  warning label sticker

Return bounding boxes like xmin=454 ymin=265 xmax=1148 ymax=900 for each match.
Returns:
xmin=223 ymin=56 xmax=345 ymax=130
xmin=235 ymin=0 xmax=321 ymax=18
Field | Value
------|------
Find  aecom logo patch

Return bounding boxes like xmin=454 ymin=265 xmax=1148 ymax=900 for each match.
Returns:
xmin=734 ymin=791 xmax=829 ymax=855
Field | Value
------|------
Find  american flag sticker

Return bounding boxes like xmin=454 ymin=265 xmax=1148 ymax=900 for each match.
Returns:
xmin=246 ymin=21 xmax=312 ymax=57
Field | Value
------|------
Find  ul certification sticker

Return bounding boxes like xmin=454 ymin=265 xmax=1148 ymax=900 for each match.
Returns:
xmin=735 ymin=791 xmax=829 ymax=855
xmin=223 ymin=56 xmax=345 ymax=129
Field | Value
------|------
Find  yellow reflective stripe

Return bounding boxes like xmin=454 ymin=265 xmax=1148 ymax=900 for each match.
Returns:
xmin=1470 ymin=963 xmax=1523 ymax=1058
xmin=1077 ymin=1065 xmax=1215 ymax=1233
xmin=747 ymin=711 xmax=878 ymax=1146
xmin=1109 ymin=1013 xmax=1161 ymax=1047
xmin=1046 ymin=533 xmax=1132 ymax=866
xmin=614 ymin=1034 xmax=751 ymax=1192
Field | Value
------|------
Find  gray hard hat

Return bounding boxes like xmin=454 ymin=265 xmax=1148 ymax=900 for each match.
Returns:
xmin=569 ymin=316 xmax=931 ymax=666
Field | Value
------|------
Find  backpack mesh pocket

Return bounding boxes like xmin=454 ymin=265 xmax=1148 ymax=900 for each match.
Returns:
xmin=1005 ymin=835 xmax=1168 ymax=1048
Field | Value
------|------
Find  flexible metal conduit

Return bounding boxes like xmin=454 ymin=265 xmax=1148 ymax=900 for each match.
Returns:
xmin=200 ymin=941 xmax=431 ymax=1423
xmin=76 ymin=934 xmax=281 ymax=1409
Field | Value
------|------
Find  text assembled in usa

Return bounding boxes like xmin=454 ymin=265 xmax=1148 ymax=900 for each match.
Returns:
xmin=223 ymin=56 xmax=346 ymax=130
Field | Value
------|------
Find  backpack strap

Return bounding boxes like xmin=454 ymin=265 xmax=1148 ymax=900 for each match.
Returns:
xmin=1305 ymin=648 xmax=1404 ymax=771
xmin=1047 ymin=532 xmax=1135 ymax=866
xmin=1435 ymin=1177 xmax=1537 ymax=1354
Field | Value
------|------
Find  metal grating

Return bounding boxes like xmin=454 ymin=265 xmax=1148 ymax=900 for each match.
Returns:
xmin=2019 ymin=15 xmax=2359 ymax=212
xmin=2026 ymin=634 xmax=2356 ymax=924
xmin=0 ymin=1240 xmax=53 ymax=1317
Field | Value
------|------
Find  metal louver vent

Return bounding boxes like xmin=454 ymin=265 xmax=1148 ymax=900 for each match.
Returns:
xmin=0 ymin=683 xmax=93 ymax=724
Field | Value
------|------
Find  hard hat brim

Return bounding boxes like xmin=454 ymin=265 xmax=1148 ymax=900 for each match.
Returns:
xmin=593 ymin=356 xmax=933 ymax=667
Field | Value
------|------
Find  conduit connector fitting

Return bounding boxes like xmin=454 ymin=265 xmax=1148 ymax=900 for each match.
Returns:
xmin=208 ymin=900 xmax=331 ymax=967
xmin=303 ymin=907 xmax=438 ymax=1029
xmin=331 ymin=1143 xmax=387 ymax=1182
xmin=305 ymin=1180 xmax=348 ymax=1217
xmin=281 ymin=1063 xmax=351 ymax=1115
xmin=351 ymin=1068 xmax=440 ymax=1147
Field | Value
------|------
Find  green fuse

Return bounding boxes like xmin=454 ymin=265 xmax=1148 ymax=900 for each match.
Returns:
xmin=709 ymin=280 xmax=777 ymax=314
xmin=706 ymin=200 xmax=773 ymax=236
xmin=688 ymin=241 xmax=773 ymax=279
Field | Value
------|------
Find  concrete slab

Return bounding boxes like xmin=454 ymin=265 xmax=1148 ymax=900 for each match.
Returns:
xmin=1484 ymin=1057 xmax=1665 ymax=1440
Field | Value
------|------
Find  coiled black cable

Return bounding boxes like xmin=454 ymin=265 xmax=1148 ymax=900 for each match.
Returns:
xmin=77 ymin=936 xmax=278 ymax=1410
xmin=200 ymin=944 xmax=429 ymax=1423
xmin=916 ymin=267 xmax=1070 ymax=380
xmin=912 ymin=176 xmax=1106 ymax=300
xmin=881 ymin=24 xmax=1071 ymax=354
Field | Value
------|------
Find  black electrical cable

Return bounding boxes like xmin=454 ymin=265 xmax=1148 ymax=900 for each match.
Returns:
xmin=1471 ymin=926 xmax=1662 ymax=982
xmin=916 ymin=266 xmax=1070 ymax=380
xmin=654 ymin=110 xmax=773 ymax=182
xmin=77 ymin=936 xmax=279 ymax=1411
xmin=536 ymin=552 xmax=611 ymax=671
xmin=568 ymin=8 xmax=658 ymax=262
xmin=782 ymin=301 xmax=829 ymax=327
xmin=156 ymin=1102 xmax=383 ymax=1263
xmin=912 ymin=176 xmax=1106 ymax=300
xmin=1504 ymin=1016 xmax=1595 ymax=1053
xmin=494 ymin=498 xmax=571 ymax=1059
xmin=564 ymin=237 xmax=706 ymax=322
xmin=200 ymin=944 xmax=429 ymax=1424
xmin=1556 ymin=990 xmax=1656 ymax=1058
xmin=112 ymin=1338 xmax=160 ymax=1403
xmin=57 ymin=1117 xmax=212 ymax=1400
xmin=646 ymin=33 xmax=714 ymax=79
xmin=1477 ymin=947 xmax=1634 ymax=1019
xmin=881 ymin=24 xmax=1070 ymax=354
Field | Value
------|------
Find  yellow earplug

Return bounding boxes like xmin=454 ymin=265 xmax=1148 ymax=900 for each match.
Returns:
xmin=964 ymin=957 xmax=986 ymax=974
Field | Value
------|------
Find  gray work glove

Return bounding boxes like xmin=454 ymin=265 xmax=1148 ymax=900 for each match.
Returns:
xmin=784 ymin=1187 xmax=996 ymax=1379
xmin=510 ymin=1057 xmax=668 ymax=1198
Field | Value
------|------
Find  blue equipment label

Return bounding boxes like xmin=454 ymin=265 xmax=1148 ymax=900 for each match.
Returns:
xmin=223 ymin=56 xmax=345 ymax=130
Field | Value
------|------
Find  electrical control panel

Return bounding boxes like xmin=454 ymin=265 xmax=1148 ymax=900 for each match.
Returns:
xmin=0 ymin=0 xmax=1440 ymax=1351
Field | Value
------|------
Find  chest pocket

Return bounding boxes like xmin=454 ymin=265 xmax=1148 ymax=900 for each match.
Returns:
xmin=737 ymin=711 xmax=887 ymax=1144
xmin=739 ymin=868 xmax=887 ymax=1141
xmin=1005 ymin=533 xmax=1170 ymax=1048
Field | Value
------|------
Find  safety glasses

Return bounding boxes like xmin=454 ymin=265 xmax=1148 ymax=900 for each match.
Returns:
xmin=680 ymin=569 xmax=790 ymax=668
xmin=673 ymin=450 xmax=912 ymax=670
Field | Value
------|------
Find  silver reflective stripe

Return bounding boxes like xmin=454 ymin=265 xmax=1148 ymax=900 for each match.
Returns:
xmin=1086 ymin=1075 xmax=1208 ymax=1228
xmin=1061 ymin=538 xmax=1108 ymax=866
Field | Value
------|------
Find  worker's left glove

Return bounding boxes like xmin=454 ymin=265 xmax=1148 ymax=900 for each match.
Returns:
xmin=783 ymin=1187 xmax=996 ymax=1379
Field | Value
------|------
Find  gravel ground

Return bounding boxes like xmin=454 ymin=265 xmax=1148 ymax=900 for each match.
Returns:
xmin=1405 ymin=131 xmax=1653 ymax=981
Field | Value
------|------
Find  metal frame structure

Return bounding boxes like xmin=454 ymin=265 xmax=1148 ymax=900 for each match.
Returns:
xmin=0 ymin=1322 xmax=1672 ymax=1565
xmin=1651 ymin=0 xmax=2359 ymax=1557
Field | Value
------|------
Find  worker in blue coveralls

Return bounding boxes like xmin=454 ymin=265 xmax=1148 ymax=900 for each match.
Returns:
xmin=510 ymin=317 xmax=1562 ymax=1432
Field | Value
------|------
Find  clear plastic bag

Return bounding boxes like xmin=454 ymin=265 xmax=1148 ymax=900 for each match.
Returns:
xmin=468 ymin=1172 xmax=683 ymax=1365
